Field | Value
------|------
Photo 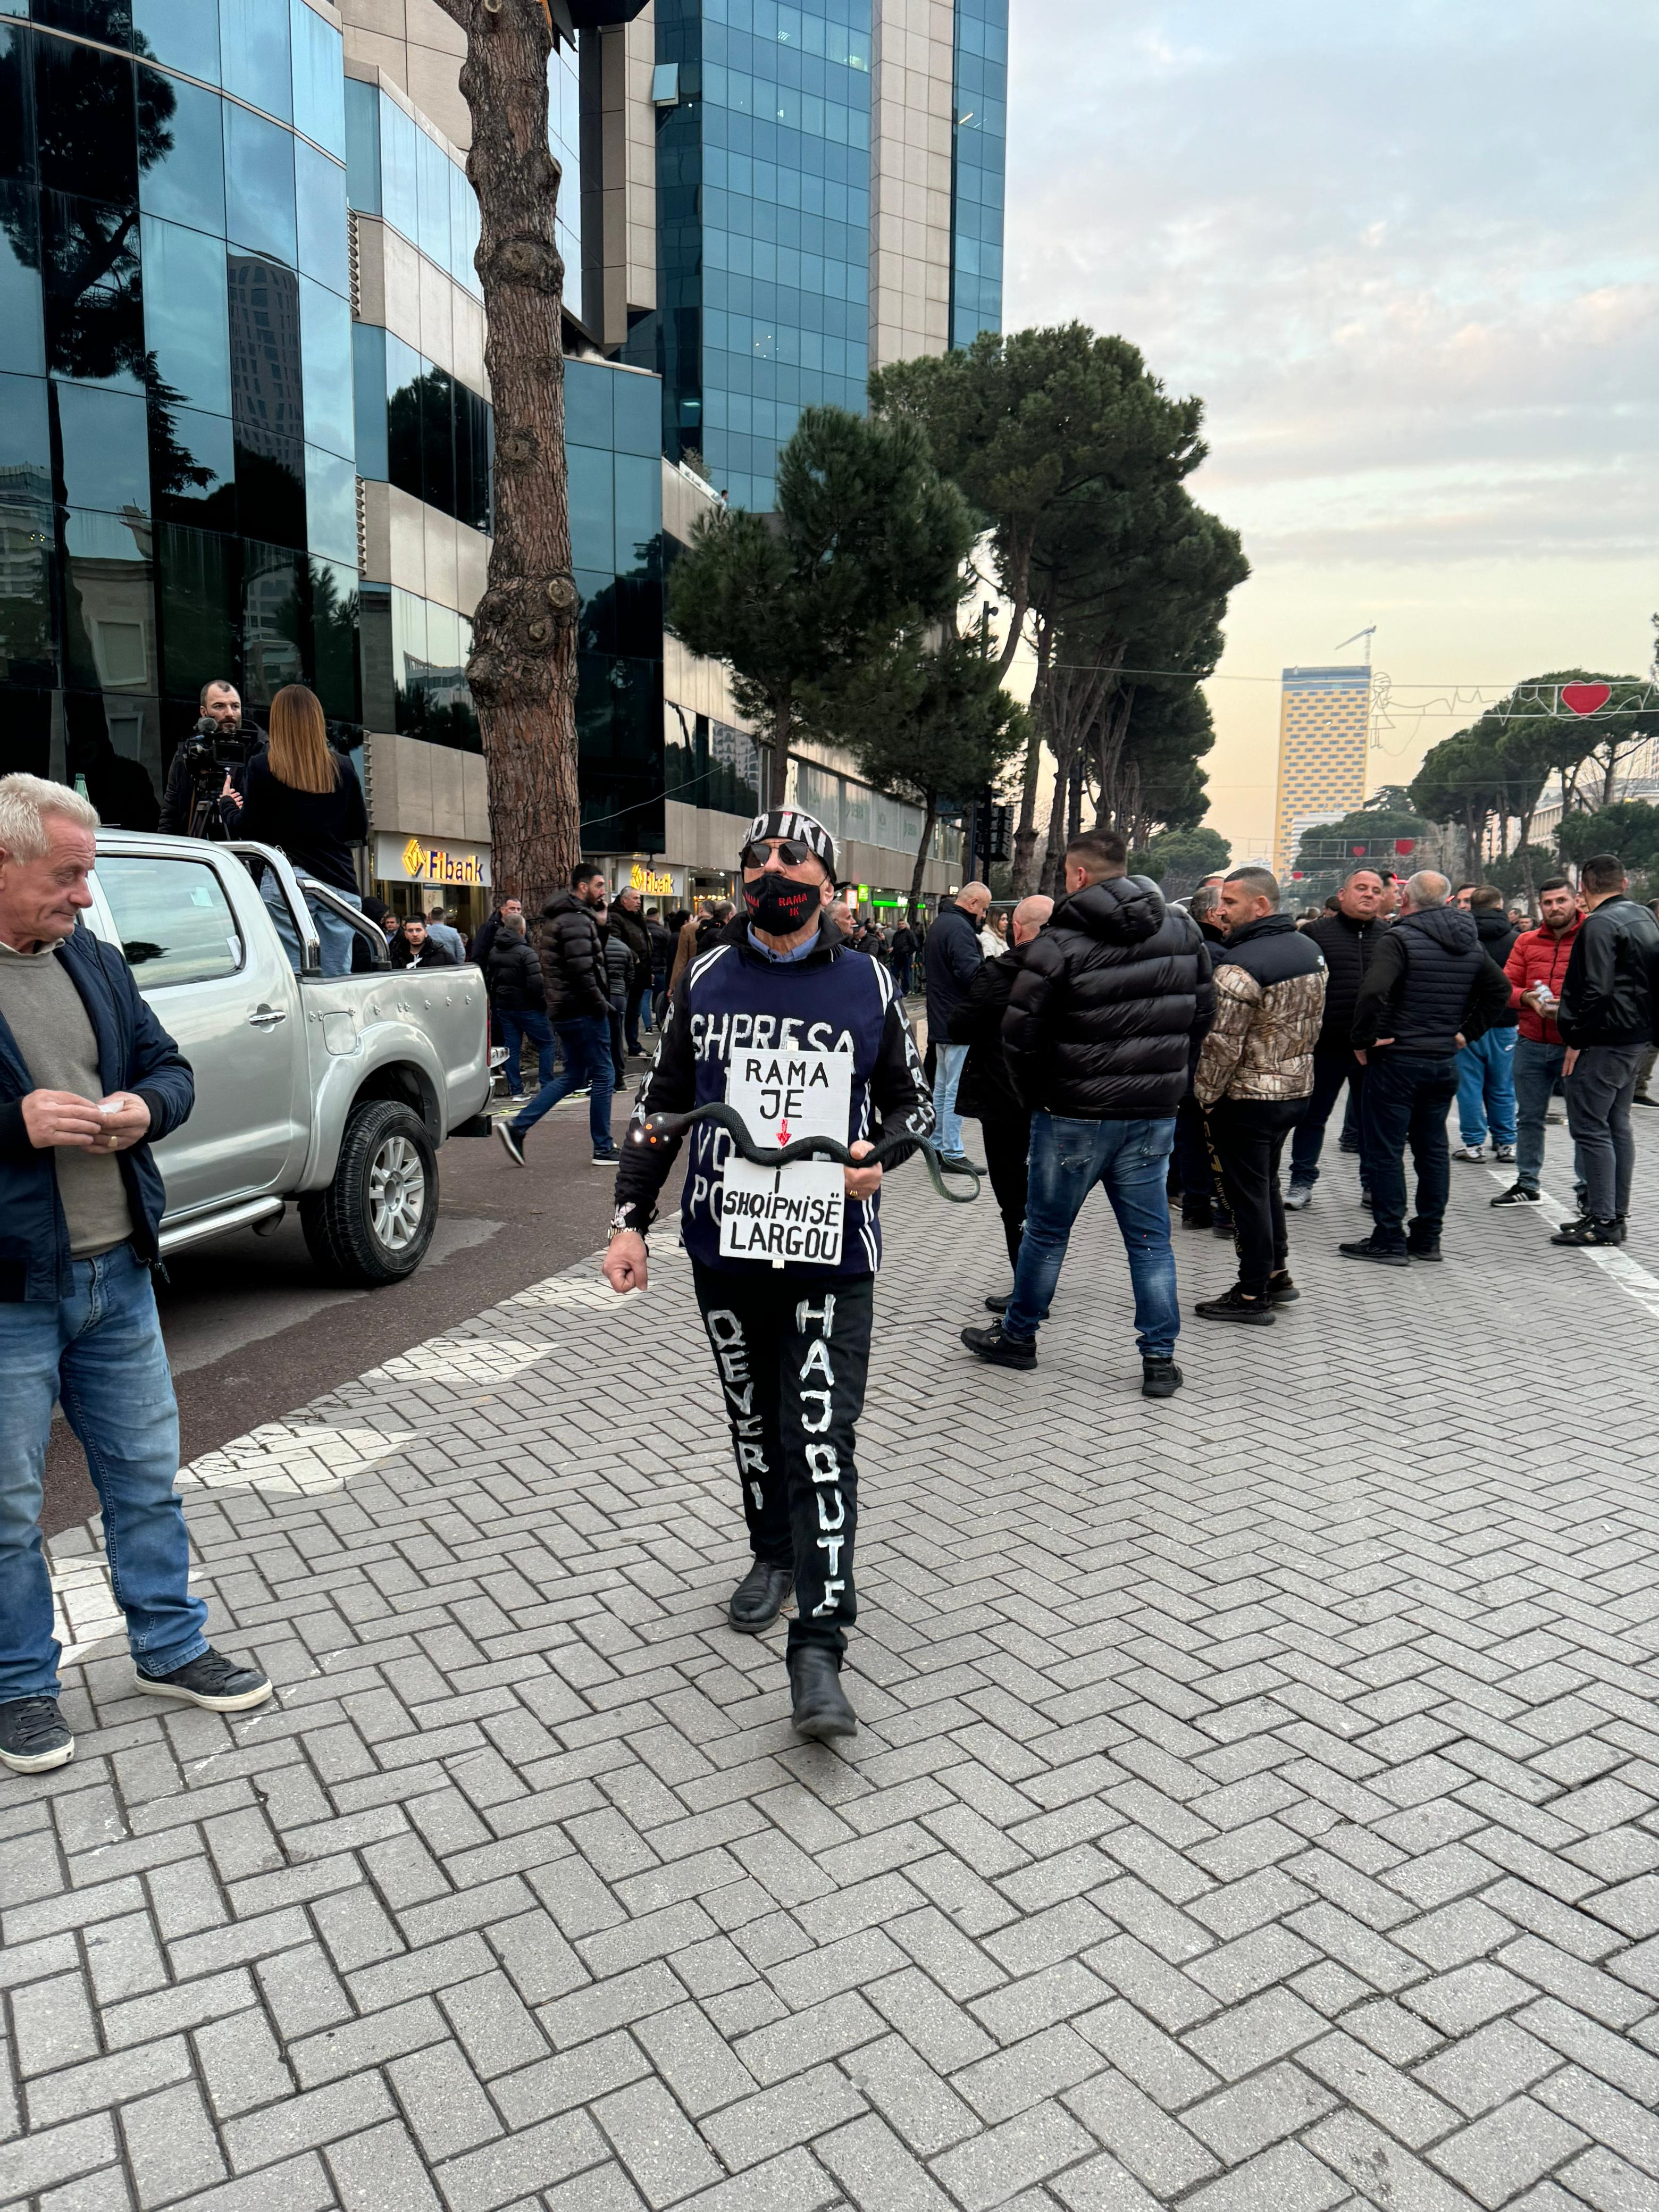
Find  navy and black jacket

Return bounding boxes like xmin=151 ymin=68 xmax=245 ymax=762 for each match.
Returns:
xmin=1350 ymin=904 xmax=1510 ymax=1055
xmin=613 ymin=915 xmax=933 ymax=1277
xmin=0 ymin=929 xmax=195 ymax=1301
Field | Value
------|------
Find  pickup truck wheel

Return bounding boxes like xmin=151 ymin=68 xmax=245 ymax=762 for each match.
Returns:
xmin=300 ymin=1100 xmax=438 ymax=1285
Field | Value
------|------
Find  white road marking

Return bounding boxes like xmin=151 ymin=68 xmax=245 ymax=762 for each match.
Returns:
xmin=1486 ymin=1166 xmax=1659 ymax=1325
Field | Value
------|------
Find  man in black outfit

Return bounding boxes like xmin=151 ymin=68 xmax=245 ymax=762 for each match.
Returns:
xmin=1286 ymin=866 xmax=1387 ymax=1208
xmin=949 ymin=893 xmax=1052 ymax=1305
xmin=157 ymin=680 xmax=259 ymax=839
xmin=1552 ymin=852 xmax=1659 ymax=1246
xmin=925 ymin=881 xmax=991 ymax=1169
xmin=390 ymin=916 xmax=455 ymax=969
xmin=1343 ymin=870 xmax=1512 ymax=1265
xmin=1192 ymin=868 xmax=1326 ymax=1322
xmin=610 ymin=886 xmax=654 ymax=1054
xmin=1176 ymin=884 xmax=1232 ymax=1233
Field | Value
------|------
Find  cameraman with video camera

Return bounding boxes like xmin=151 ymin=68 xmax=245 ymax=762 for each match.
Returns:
xmin=157 ymin=681 xmax=261 ymax=840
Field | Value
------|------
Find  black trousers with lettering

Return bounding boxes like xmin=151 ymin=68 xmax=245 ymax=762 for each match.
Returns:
xmin=1207 ymin=1096 xmax=1308 ymax=1295
xmin=692 ymin=1263 xmax=874 ymax=1662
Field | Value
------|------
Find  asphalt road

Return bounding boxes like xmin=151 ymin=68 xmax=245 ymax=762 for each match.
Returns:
xmin=42 ymin=1063 xmax=674 ymax=1540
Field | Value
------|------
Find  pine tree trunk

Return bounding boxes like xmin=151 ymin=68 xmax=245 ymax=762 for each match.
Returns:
xmin=1010 ymin=617 xmax=1052 ymax=896
xmin=438 ymin=0 xmax=580 ymax=915
xmin=768 ymin=692 xmax=793 ymax=809
xmin=909 ymin=792 xmax=937 ymax=912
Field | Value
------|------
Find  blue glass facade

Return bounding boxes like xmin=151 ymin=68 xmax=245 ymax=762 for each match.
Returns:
xmin=641 ymin=0 xmax=872 ymax=513
xmin=950 ymin=0 xmax=1006 ymax=350
xmin=0 ymin=2 xmax=360 ymax=819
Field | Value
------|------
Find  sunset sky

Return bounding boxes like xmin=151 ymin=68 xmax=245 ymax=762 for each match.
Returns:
xmin=1002 ymin=0 xmax=1659 ymax=861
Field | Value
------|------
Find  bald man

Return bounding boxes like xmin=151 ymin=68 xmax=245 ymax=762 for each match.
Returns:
xmin=948 ymin=894 xmax=1052 ymax=1306
xmin=925 ymin=881 xmax=993 ymax=1168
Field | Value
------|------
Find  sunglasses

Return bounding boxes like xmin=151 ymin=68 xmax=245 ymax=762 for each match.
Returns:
xmin=740 ymin=838 xmax=817 ymax=869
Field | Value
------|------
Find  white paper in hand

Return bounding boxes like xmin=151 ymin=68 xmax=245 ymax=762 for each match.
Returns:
xmin=717 ymin=1048 xmax=852 ymax=1268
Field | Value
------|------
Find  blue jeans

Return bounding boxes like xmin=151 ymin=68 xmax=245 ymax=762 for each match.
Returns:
xmin=1513 ymin=1037 xmax=1582 ymax=1194
xmin=1004 ymin=1112 xmax=1180 ymax=1359
xmin=261 ymin=876 xmax=364 ymax=979
xmin=499 ymin=1010 xmax=555 ymax=1097
xmin=0 ymin=1244 xmax=208 ymax=1702
xmin=512 ymin=1014 xmax=615 ymax=1152
xmin=1360 ymin=1050 xmax=1459 ymax=1250
xmin=1456 ymin=1027 xmax=1517 ymax=1147
xmin=933 ymin=1041 xmax=968 ymax=1157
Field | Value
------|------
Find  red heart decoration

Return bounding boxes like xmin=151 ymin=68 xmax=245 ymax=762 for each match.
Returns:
xmin=1562 ymin=681 xmax=1611 ymax=716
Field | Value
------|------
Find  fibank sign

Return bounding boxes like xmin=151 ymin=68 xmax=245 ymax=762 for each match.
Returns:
xmin=375 ymin=833 xmax=492 ymax=887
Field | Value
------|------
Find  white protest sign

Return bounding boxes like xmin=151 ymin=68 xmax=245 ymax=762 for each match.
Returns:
xmin=717 ymin=1049 xmax=852 ymax=1269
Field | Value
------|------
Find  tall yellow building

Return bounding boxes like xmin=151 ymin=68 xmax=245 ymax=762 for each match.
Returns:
xmin=1272 ymin=665 xmax=1373 ymax=879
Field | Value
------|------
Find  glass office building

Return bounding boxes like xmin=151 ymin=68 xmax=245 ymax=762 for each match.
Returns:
xmin=642 ymin=0 xmax=872 ymax=513
xmin=950 ymin=0 xmax=1006 ymax=350
xmin=0 ymin=0 xmax=359 ymax=819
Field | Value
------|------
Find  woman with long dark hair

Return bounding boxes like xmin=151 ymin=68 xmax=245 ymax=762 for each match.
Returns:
xmin=236 ymin=685 xmax=368 ymax=977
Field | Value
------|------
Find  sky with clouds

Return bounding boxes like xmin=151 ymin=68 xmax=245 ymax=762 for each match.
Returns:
xmin=1002 ymin=0 xmax=1659 ymax=859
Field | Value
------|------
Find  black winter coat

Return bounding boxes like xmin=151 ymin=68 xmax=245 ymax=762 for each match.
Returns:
xmin=948 ymin=951 xmax=1026 ymax=1123
xmin=1351 ymin=905 xmax=1509 ymax=1055
xmin=924 ymin=900 xmax=984 ymax=1035
xmin=1301 ymin=908 xmax=1388 ymax=1048
xmin=485 ymin=936 xmax=546 ymax=1013
xmin=1474 ymin=909 xmax=1520 ymax=1024
xmin=610 ymin=902 xmax=652 ymax=981
xmin=534 ymin=890 xmax=609 ymax=1021
xmin=1001 ymin=875 xmax=1214 ymax=1121
xmin=390 ymin=935 xmax=455 ymax=969
xmin=1558 ymin=896 xmax=1659 ymax=1048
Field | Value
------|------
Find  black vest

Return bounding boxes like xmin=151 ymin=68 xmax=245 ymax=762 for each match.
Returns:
xmin=1385 ymin=907 xmax=1483 ymax=1055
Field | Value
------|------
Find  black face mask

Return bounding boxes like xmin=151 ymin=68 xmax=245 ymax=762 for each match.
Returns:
xmin=744 ymin=872 xmax=818 ymax=935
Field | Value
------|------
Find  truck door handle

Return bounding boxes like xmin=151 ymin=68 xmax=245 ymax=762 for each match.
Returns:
xmin=248 ymin=1004 xmax=287 ymax=1029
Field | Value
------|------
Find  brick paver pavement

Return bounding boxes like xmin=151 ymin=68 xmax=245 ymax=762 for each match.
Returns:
xmin=7 ymin=1132 xmax=1659 ymax=2212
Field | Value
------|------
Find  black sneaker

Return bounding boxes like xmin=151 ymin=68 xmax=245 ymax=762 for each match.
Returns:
xmin=1406 ymin=1241 xmax=1443 ymax=1263
xmin=0 ymin=1696 xmax=74 ymax=1774
xmin=1491 ymin=1183 xmax=1541 ymax=1207
xmin=1339 ymin=1238 xmax=1410 ymax=1267
xmin=1141 ymin=1356 xmax=1183 ymax=1400
xmin=1180 ymin=1199 xmax=1214 ymax=1230
xmin=1267 ymin=1270 xmax=1299 ymax=1305
xmin=960 ymin=1319 xmax=1036 ymax=1370
xmin=1552 ymin=1216 xmax=1620 ymax=1247
xmin=1194 ymin=1284 xmax=1275 ymax=1325
xmin=135 ymin=1650 xmax=272 ymax=1712
xmin=1211 ymin=1215 xmax=1235 ymax=1239
xmin=591 ymin=1145 xmax=621 ymax=1166
xmin=496 ymin=1120 xmax=526 ymax=1167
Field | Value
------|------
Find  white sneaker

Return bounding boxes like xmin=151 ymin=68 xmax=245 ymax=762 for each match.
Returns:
xmin=1452 ymin=1145 xmax=1486 ymax=1162
xmin=1284 ymin=1182 xmax=1313 ymax=1211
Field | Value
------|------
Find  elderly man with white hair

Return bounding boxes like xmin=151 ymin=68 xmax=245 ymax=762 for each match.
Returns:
xmin=0 ymin=774 xmax=271 ymax=1777
xmin=1343 ymin=869 xmax=1512 ymax=1267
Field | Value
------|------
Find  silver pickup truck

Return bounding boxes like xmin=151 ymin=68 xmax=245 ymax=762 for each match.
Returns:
xmin=80 ymin=832 xmax=492 ymax=1284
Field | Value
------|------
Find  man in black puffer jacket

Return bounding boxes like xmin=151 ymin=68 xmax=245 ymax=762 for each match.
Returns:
xmin=1344 ymin=870 xmax=1511 ymax=1264
xmin=1288 ymin=867 xmax=1388 ymax=1207
xmin=960 ymin=830 xmax=1213 ymax=1400
xmin=485 ymin=915 xmax=552 ymax=1101
xmin=497 ymin=863 xmax=617 ymax=1167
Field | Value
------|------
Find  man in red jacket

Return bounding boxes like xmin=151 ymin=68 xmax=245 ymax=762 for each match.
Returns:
xmin=1493 ymin=877 xmax=1582 ymax=1209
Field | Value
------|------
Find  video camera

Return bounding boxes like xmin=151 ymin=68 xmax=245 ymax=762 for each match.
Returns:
xmin=180 ymin=715 xmax=253 ymax=785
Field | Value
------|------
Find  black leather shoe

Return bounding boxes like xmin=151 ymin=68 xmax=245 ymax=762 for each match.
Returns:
xmin=1406 ymin=1242 xmax=1442 ymax=1262
xmin=1141 ymin=1356 xmax=1183 ymax=1400
xmin=960 ymin=1320 xmax=1036 ymax=1369
xmin=1339 ymin=1239 xmax=1410 ymax=1267
xmin=788 ymin=1648 xmax=857 ymax=1740
xmin=1180 ymin=1199 xmax=1214 ymax=1230
xmin=983 ymin=1292 xmax=1011 ymax=1313
xmin=729 ymin=1560 xmax=793 ymax=1634
xmin=1194 ymin=1285 xmax=1275 ymax=1324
